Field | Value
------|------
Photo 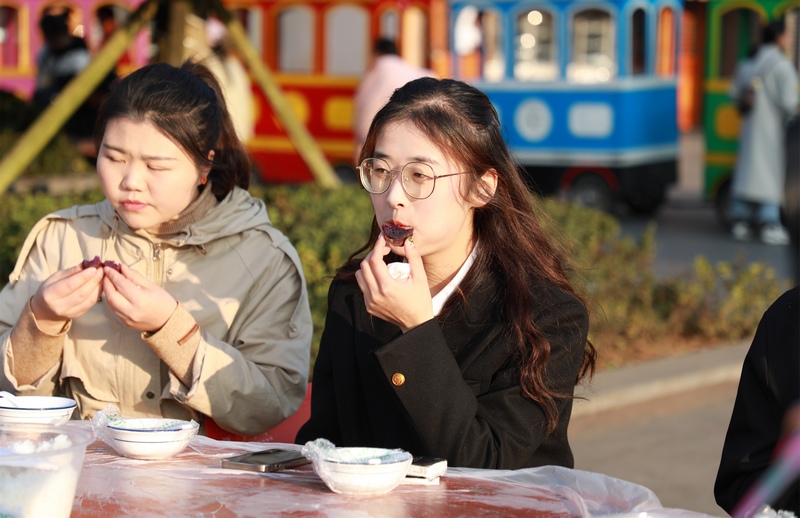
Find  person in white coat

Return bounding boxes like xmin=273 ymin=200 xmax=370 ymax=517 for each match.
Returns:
xmin=353 ymin=39 xmax=435 ymax=163
xmin=730 ymin=20 xmax=799 ymax=245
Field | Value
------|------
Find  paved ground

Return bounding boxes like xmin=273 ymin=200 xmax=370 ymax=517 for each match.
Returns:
xmin=569 ymin=342 xmax=749 ymax=516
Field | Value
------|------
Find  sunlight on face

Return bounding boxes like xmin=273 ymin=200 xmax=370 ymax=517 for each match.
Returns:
xmin=371 ymin=120 xmax=478 ymax=269
xmin=97 ymin=118 xmax=204 ymax=230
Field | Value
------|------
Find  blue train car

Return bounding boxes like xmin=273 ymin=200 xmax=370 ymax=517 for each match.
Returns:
xmin=449 ymin=0 xmax=682 ymax=213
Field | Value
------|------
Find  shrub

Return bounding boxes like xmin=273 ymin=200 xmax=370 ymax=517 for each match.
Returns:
xmin=0 ymin=185 xmax=787 ymax=374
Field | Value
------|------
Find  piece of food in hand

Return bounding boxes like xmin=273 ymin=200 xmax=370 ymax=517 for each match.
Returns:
xmin=102 ymin=260 xmax=122 ymax=272
xmin=381 ymin=224 xmax=414 ymax=246
xmin=80 ymin=256 xmax=102 ymax=269
xmin=80 ymin=256 xmax=122 ymax=272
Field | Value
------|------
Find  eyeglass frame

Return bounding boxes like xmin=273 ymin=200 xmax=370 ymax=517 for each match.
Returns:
xmin=357 ymin=157 xmax=470 ymax=200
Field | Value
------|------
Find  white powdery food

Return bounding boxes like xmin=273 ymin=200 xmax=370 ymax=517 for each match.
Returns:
xmin=0 ymin=434 xmax=80 ymax=518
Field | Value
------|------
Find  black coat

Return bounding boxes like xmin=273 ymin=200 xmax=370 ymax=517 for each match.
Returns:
xmin=296 ymin=273 xmax=590 ymax=469
xmin=714 ymin=287 xmax=800 ymax=513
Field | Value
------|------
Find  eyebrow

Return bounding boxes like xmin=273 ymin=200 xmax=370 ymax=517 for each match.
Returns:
xmin=373 ymin=151 xmax=440 ymax=165
xmin=101 ymin=143 xmax=177 ymax=161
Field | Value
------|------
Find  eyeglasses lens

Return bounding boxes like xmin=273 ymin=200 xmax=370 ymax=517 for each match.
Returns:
xmin=360 ymin=159 xmax=435 ymax=199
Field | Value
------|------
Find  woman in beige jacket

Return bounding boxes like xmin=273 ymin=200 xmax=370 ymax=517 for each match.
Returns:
xmin=0 ymin=62 xmax=312 ymax=437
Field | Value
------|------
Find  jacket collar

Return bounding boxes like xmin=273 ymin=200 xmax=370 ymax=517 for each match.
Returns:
xmin=97 ymin=187 xmax=273 ymax=247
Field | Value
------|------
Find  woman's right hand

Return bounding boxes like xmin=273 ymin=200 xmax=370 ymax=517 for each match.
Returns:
xmin=30 ymin=264 xmax=105 ymax=335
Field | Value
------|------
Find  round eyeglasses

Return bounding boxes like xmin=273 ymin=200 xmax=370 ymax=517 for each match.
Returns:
xmin=358 ymin=158 xmax=469 ymax=200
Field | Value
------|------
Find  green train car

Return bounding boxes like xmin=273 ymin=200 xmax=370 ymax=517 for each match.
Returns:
xmin=701 ymin=0 xmax=800 ymax=228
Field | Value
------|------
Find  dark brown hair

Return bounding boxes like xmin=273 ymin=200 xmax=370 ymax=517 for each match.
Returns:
xmin=94 ymin=61 xmax=250 ymax=200
xmin=345 ymin=76 xmax=596 ymax=433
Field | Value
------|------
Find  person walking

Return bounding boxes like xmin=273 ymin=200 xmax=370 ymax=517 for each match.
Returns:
xmin=352 ymin=38 xmax=434 ymax=163
xmin=729 ymin=20 xmax=799 ymax=245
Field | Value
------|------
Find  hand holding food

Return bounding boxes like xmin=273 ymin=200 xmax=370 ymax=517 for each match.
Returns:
xmin=30 ymin=262 xmax=106 ymax=334
xmin=102 ymin=263 xmax=178 ymax=333
xmin=355 ymin=233 xmax=433 ymax=333
xmin=81 ymin=255 xmax=122 ymax=272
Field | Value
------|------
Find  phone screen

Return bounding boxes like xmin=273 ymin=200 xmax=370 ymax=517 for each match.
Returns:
xmin=220 ymin=448 xmax=310 ymax=473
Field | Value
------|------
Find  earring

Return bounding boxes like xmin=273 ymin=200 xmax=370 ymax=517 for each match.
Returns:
xmin=200 ymin=176 xmax=208 ymax=185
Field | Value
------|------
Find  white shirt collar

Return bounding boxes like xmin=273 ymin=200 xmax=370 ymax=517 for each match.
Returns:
xmin=431 ymin=243 xmax=479 ymax=316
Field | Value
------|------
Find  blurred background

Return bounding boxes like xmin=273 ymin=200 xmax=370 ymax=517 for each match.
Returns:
xmin=0 ymin=0 xmax=797 ymax=215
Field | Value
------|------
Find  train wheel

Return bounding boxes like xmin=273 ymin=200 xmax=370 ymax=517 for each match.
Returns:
xmin=714 ymin=179 xmax=732 ymax=231
xmin=566 ymin=174 xmax=613 ymax=213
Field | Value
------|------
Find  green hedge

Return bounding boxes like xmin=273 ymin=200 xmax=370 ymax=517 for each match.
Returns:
xmin=0 ymin=185 xmax=787 ymax=372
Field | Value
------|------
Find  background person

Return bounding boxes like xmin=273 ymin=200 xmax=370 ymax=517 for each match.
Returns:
xmin=352 ymin=38 xmax=435 ymax=163
xmin=714 ymin=287 xmax=800 ymax=514
xmin=204 ymin=16 xmax=254 ymax=144
xmin=729 ymin=19 xmax=799 ymax=245
xmin=0 ymin=61 xmax=312 ymax=437
xmin=297 ymin=77 xmax=596 ymax=469
xmin=33 ymin=6 xmax=115 ymax=159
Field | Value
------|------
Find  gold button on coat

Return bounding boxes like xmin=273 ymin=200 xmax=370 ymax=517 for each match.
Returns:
xmin=391 ymin=373 xmax=406 ymax=386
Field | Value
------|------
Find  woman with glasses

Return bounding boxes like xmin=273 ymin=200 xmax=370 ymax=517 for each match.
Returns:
xmin=296 ymin=77 xmax=595 ymax=469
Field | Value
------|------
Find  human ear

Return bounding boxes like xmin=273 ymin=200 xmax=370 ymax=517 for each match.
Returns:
xmin=471 ymin=168 xmax=498 ymax=208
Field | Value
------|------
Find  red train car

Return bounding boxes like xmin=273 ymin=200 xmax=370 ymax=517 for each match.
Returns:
xmin=224 ymin=0 xmax=438 ymax=182
xmin=0 ymin=0 xmax=439 ymax=184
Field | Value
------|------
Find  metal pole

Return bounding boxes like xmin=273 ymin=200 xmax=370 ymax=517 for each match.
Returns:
xmin=0 ymin=0 xmax=160 ymax=195
xmin=165 ymin=0 xmax=189 ymax=67
xmin=209 ymin=0 xmax=341 ymax=188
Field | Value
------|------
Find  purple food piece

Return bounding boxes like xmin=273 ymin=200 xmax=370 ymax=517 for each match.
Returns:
xmin=102 ymin=260 xmax=122 ymax=272
xmin=381 ymin=224 xmax=414 ymax=246
xmin=81 ymin=256 xmax=102 ymax=269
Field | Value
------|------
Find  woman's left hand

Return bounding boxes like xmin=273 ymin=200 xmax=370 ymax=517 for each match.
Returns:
xmin=102 ymin=264 xmax=178 ymax=333
xmin=356 ymin=234 xmax=434 ymax=333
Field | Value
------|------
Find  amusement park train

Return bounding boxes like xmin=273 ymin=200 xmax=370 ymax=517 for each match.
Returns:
xmin=0 ymin=0 xmax=798 ymax=215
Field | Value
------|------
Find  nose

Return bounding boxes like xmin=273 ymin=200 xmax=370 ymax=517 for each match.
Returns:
xmin=119 ymin=162 xmax=145 ymax=191
xmin=384 ymin=170 xmax=408 ymax=207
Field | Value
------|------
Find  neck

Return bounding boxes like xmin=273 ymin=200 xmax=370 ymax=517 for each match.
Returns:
xmin=145 ymin=185 xmax=218 ymax=238
xmin=424 ymin=240 xmax=476 ymax=296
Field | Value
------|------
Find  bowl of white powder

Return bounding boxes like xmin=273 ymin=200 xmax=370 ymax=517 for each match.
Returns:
xmin=0 ymin=424 xmax=94 ymax=518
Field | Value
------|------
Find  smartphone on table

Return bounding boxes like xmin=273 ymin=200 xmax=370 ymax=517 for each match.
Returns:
xmin=221 ymin=448 xmax=311 ymax=473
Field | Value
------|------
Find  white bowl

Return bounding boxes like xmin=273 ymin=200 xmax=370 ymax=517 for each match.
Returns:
xmin=316 ymin=447 xmax=413 ymax=495
xmin=0 ymin=396 xmax=77 ymax=425
xmin=0 ymin=423 xmax=94 ymax=518
xmin=106 ymin=418 xmax=198 ymax=460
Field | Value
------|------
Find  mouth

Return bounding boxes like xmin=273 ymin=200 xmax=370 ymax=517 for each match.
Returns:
xmin=120 ymin=200 xmax=147 ymax=211
xmin=381 ymin=223 xmax=414 ymax=247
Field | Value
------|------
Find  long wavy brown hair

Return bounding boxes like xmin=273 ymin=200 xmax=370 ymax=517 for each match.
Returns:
xmin=340 ymin=77 xmax=596 ymax=434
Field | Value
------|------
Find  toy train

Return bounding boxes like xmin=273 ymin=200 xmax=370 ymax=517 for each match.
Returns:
xmin=0 ymin=0 xmax=694 ymax=214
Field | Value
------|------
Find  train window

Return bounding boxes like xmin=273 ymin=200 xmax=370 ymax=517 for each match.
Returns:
xmin=515 ymin=8 xmax=556 ymax=81
xmin=718 ymin=8 xmax=760 ymax=79
xmin=631 ymin=8 xmax=645 ymax=75
xmin=0 ymin=5 xmax=19 ymax=68
xmin=231 ymin=7 xmax=264 ymax=56
xmin=454 ymin=6 xmax=503 ymax=81
xmin=325 ymin=6 xmax=368 ymax=75
xmin=656 ymin=7 xmax=675 ymax=77
xmin=277 ymin=7 xmax=314 ymax=73
xmin=380 ymin=10 xmax=398 ymax=41
xmin=568 ymin=8 xmax=616 ymax=83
